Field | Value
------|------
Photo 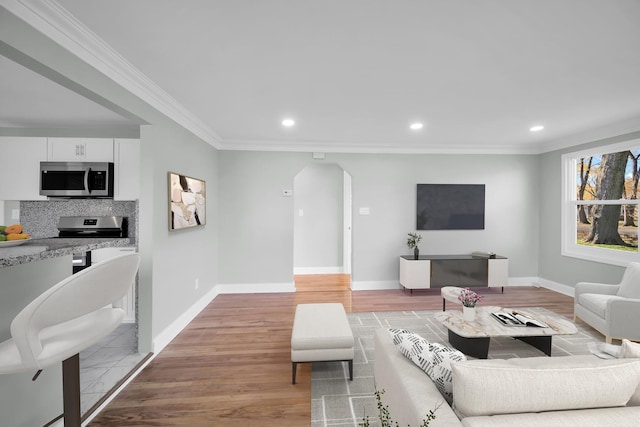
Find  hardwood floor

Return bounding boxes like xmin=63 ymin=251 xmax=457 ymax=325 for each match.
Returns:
xmin=88 ymin=285 xmax=576 ymax=426
xmin=294 ymin=273 xmax=351 ymax=292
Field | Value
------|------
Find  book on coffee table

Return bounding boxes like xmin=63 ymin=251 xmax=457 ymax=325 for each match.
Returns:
xmin=491 ymin=311 xmax=549 ymax=328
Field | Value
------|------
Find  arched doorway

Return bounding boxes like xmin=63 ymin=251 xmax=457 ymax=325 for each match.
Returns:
xmin=293 ymin=163 xmax=352 ymax=291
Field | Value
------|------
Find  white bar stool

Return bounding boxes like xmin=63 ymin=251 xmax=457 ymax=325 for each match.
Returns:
xmin=0 ymin=253 xmax=140 ymax=426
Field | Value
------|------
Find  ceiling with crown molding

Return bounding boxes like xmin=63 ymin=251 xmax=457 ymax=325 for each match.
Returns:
xmin=2 ymin=0 xmax=640 ymax=153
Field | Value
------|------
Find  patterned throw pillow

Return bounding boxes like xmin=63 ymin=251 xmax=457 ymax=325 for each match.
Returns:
xmin=388 ymin=329 xmax=466 ymax=403
xmin=388 ymin=327 xmax=413 ymax=339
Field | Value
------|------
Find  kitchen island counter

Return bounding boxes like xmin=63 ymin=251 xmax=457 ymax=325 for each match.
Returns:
xmin=0 ymin=236 xmax=133 ymax=425
xmin=0 ymin=237 xmax=131 ymax=268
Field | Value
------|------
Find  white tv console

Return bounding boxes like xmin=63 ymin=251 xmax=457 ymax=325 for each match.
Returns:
xmin=399 ymin=254 xmax=508 ymax=293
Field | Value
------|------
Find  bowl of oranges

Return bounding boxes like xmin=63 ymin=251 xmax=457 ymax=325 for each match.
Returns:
xmin=0 ymin=224 xmax=31 ymax=247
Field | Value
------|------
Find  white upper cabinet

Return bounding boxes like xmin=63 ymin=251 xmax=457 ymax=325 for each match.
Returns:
xmin=0 ymin=137 xmax=48 ymax=200
xmin=47 ymin=137 xmax=114 ymax=162
xmin=0 ymin=136 xmax=139 ymax=201
xmin=114 ymin=138 xmax=140 ymax=200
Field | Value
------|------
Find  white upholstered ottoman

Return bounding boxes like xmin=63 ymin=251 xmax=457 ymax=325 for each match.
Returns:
xmin=441 ymin=286 xmax=464 ymax=311
xmin=290 ymin=303 xmax=354 ymax=384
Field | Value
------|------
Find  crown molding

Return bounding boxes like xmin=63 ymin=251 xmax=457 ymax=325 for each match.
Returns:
xmin=5 ymin=0 xmax=638 ymax=156
xmin=1 ymin=0 xmax=223 ymax=148
xmin=219 ymin=138 xmax=542 ymax=155
xmin=536 ymin=116 xmax=640 ymax=154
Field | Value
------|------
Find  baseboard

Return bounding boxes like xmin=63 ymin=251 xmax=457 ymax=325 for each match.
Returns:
xmin=152 ymin=285 xmax=220 ymax=353
xmin=215 ymin=282 xmax=296 ymax=294
xmin=293 ymin=267 xmax=345 ymax=275
xmin=152 ymin=281 xmax=295 ymax=354
xmin=507 ymin=276 xmax=541 ymax=287
xmin=504 ymin=276 xmax=575 ymax=297
xmin=537 ymin=277 xmax=575 ymax=297
xmin=350 ymin=280 xmax=401 ymax=291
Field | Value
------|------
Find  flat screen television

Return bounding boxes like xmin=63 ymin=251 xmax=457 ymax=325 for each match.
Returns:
xmin=416 ymin=184 xmax=485 ymax=230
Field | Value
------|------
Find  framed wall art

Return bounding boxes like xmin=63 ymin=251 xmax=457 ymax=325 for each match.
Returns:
xmin=168 ymin=171 xmax=206 ymax=230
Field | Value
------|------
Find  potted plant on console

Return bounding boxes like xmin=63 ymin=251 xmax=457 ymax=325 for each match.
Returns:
xmin=407 ymin=232 xmax=423 ymax=260
xmin=458 ymin=288 xmax=483 ymax=321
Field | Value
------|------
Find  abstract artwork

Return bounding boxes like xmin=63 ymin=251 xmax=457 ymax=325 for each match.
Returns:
xmin=168 ymin=172 xmax=206 ymax=230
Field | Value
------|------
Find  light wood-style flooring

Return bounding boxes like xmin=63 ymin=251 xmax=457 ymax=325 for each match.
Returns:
xmin=89 ymin=278 xmax=577 ymax=426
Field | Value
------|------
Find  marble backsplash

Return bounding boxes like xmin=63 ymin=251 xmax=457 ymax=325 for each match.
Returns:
xmin=19 ymin=199 xmax=138 ymax=243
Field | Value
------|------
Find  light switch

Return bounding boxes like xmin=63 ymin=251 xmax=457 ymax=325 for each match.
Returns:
xmin=11 ymin=209 xmax=19 ymax=220
xmin=298 ymin=209 xmax=304 ymax=217
xmin=359 ymin=207 xmax=370 ymax=215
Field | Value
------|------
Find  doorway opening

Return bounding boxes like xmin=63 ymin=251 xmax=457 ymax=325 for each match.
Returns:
xmin=293 ymin=163 xmax=352 ymax=292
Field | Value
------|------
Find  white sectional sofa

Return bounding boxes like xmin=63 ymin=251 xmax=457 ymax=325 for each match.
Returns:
xmin=374 ymin=328 xmax=640 ymax=427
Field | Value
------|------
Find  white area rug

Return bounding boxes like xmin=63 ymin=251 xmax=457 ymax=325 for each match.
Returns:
xmin=311 ymin=308 xmax=603 ymax=427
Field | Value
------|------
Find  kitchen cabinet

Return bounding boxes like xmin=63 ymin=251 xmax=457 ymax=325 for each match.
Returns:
xmin=0 ymin=137 xmax=48 ymax=200
xmin=114 ymin=138 xmax=140 ymax=200
xmin=92 ymin=246 xmax=137 ymax=322
xmin=47 ymin=137 xmax=114 ymax=162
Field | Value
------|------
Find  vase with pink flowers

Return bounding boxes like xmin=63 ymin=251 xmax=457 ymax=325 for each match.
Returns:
xmin=458 ymin=288 xmax=483 ymax=321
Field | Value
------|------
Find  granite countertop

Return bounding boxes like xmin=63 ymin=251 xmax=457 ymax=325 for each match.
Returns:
xmin=0 ymin=237 xmax=131 ymax=268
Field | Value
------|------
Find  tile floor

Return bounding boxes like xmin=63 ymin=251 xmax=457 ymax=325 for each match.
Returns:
xmin=79 ymin=323 xmax=146 ymax=415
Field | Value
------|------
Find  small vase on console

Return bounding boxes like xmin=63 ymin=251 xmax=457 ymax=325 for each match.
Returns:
xmin=406 ymin=232 xmax=422 ymax=260
xmin=463 ymin=306 xmax=476 ymax=321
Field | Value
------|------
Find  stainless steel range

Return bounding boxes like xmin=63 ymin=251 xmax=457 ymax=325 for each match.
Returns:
xmin=57 ymin=216 xmax=128 ymax=273
xmin=57 ymin=215 xmax=127 ymax=238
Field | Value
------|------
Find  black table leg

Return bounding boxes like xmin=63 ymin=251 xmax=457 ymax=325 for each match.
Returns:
xmin=447 ymin=330 xmax=490 ymax=359
xmin=516 ymin=336 xmax=553 ymax=356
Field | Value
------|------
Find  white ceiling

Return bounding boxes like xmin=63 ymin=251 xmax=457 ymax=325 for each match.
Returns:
xmin=0 ymin=53 xmax=139 ymax=129
xmin=3 ymin=0 xmax=640 ymax=153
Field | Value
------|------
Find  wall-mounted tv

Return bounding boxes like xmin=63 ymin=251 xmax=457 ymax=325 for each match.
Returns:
xmin=417 ymin=184 xmax=485 ymax=230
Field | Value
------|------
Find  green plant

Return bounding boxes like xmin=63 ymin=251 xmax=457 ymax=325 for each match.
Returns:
xmin=359 ymin=389 xmax=439 ymax=427
xmin=406 ymin=232 xmax=422 ymax=249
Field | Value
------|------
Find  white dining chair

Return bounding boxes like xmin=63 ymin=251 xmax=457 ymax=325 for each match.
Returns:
xmin=0 ymin=252 xmax=140 ymax=426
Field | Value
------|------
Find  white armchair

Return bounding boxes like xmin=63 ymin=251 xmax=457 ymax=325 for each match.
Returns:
xmin=574 ymin=262 xmax=640 ymax=343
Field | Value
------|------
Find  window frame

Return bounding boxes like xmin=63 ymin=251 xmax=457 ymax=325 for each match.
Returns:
xmin=561 ymin=139 xmax=640 ymax=267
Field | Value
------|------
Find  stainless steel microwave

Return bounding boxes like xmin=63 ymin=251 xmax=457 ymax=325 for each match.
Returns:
xmin=40 ymin=162 xmax=114 ymax=198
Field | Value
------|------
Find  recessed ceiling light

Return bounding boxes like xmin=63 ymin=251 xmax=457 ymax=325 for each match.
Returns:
xmin=410 ymin=123 xmax=424 ymax=130
xmin=529 ymin=125 xmax=544 ymax=132
xmin=282 ymin=118 xmax=295 ymax=127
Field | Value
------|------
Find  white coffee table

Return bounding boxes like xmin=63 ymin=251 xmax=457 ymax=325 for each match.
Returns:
xmin=434 ymin=306 xmax=578 ymax=358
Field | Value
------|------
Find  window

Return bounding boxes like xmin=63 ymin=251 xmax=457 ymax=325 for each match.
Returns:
xmin=562 ymin=139 xmax=640 ymax=266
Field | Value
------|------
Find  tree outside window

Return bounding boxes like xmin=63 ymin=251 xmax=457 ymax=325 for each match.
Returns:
xmin=563 ymin=141 xmax=640 ymax=266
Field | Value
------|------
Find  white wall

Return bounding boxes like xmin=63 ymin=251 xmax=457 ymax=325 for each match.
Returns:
xmin=341 ymin=153 xmax=539 ymax=286
xmin=218 ymin=151 xmax=305 ymax=287
xmin=537 ymin=131 xmax=640 ymax=287
xmin=138 ymin=124 xmax=218 ymax=353
xmin=219 ymin=151 xmax=540 ymax=288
